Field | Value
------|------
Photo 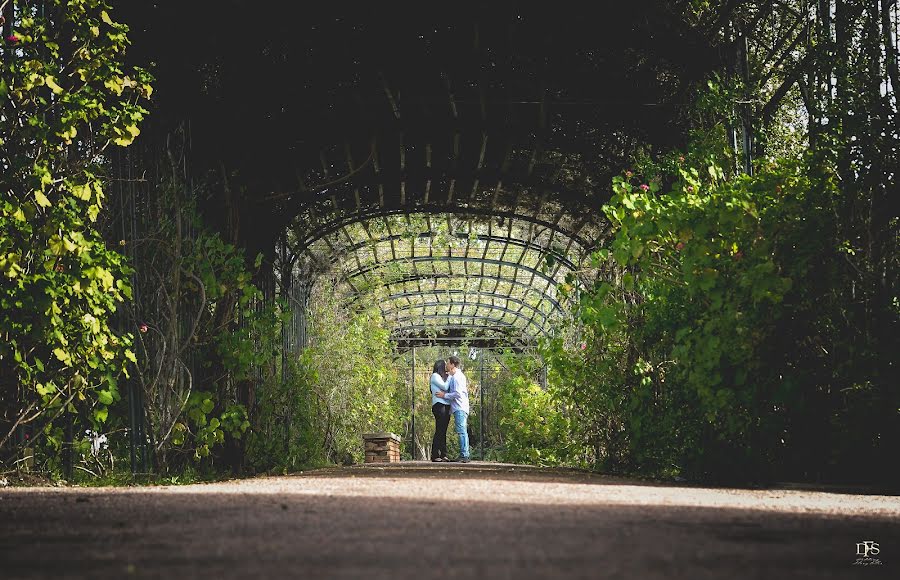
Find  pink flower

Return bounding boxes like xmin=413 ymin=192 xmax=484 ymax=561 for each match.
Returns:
xmin=676 ymin=242 xmax=685 ymax=251
xmin=139 ymin=323 xmax=149 ymax=333
xmin=685 ymin=185 xmax=694 ymax=192
xmin=639 ymin=184 xmax=650 ymax=192
xmin=678 ymin=155 xmax=685 ymax=163
xmin=625 ymin=170 xmax=633 ymax=178
xmin=24 ymin=433 xmax=29 ymax=440
xmin=5 ymin=34 xmax=19 ymax=43
xmin=580 ymin=342 xmax=587 ymax=350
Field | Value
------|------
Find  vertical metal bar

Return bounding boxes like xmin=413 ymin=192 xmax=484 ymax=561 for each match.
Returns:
xmin=480 ymin=351 xmax=485 ymax=460
xmin=63 ymin=412 xmax=73 ymax=482
xmin=281 ymin=238 xmax=290 ymax=459
xmin=138 ymin=380 xmax=147 ymax=473
xmin=741 ymin=33 xmax=754 ymax=175
xmin=411 ymin=346 xmax=416 ymax=461
xmin=128 ymin=380 xmax=137 ymax=475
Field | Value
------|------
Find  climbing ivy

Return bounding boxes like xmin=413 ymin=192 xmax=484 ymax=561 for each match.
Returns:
xmin=0 ymin=1 xmax=151 ymax=457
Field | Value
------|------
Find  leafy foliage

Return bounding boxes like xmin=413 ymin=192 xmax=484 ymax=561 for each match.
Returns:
xmin=0 ymin=1 xmax=151 ymax=460
xmin=543 ymin=143 xmax=897 ymax=482
xmin=247 ymin=281 xmax=407 ymax=470
xmin=123 ymin=147 xmax=269 ymax=472
xmin=496 ymin=375 xmax=572 ymax=467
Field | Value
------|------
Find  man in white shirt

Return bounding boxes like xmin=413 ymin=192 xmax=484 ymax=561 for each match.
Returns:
xmin=437 ymin=355 xmax=470 ymax=463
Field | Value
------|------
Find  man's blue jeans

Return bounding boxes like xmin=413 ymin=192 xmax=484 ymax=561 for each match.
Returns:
xmin=453 ymin=410 xmax=470 ymax=459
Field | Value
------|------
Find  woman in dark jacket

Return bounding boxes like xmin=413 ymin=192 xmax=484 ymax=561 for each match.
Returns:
xmin=429 ymin=359 xmax=451 ymax=462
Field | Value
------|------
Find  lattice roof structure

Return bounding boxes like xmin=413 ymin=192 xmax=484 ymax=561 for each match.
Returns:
xmin=299 ymin=212 xmax=587 ymax=347
xmin=249 ymin=4 xmax=739 ymax=349
xmin=115 ymin=1 xmax=809 ymax=349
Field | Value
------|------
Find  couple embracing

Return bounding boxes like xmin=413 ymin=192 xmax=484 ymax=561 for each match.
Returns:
xmin=429 ymin=355 xmax=470 ymax=463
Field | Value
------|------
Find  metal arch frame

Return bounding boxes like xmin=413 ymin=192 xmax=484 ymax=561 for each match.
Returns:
xmin=382 ymin=300 xmax=548 ymax=336
xmin=347 ymin=272 xmax=565 ymax=314
xmin=391 ymin=324 xmax=539 ymax=344
xmin=341 ymin=254 xmax=567 ymax=331
xmin=344 ymin=255 xmax=563 ymax=289
xmin=282 ymin=64 xmax=618 ymax=347
xmin=294 ymin=204 xmax=595 ymax=254
xmin=307 ymin=212 xmax=582 ymax=322
xmin=321 ymin=231 xmax=579 ymax=273
xmin=283 ymin=78 xmax=607 ymax=348
xmin=392 ymin=314 xmax=521 ymax=330
xmin=301 ymin=211 xmax=580 ymax=342
xmin=306 ymin=219 xmax=579 ymax=301
xmin=382 ymin=290 xmax=554 ymax=323
xmin=392 ymin=333 xmax=539 ymax=350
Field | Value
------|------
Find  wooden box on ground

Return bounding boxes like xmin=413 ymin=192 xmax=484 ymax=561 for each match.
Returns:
xmin=363 ymin=432 xmax=402 ymax=463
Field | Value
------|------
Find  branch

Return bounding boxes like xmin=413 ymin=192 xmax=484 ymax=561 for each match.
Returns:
xmin=177 ymin=269 xmax=207 ymax=357
xmin=156 ymin=358 xmax=192 ymax=453
xmin=262 ymin=141 xmax=376 ymax=202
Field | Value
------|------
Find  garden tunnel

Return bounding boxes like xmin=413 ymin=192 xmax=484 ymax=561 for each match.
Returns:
xmin=89 ymin=0 xmax=814 ymax=471
xmin=252 ymin=0 xmax=801 ymax=352
xmin=109 ymin=1 xmax=747 ymax=353
xmin=251 ymin=36 xmax=695 ymax=352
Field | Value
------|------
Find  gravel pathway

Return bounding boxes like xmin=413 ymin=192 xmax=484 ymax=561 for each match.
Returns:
xmin=1 ymin=462 xmax=897 ymax=579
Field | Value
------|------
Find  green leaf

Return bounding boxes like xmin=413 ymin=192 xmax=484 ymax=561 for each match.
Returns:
xmin=97 ymin=390 xmax=114 ymax=405
xmin=53 ymin=348 xmax=70 ymax=364
xmin=94 ymin=407 xmax=109 ymax=423
xmin=34 ymin=191 xmax=51 ymax=208
xmin=45 ymin=76 xmax=63 ymax=95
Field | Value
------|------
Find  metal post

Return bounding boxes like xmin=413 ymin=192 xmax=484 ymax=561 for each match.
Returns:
xmin=137 ymin=380 xmax=147 ymax=473
xmin=740 ymin=33 xmax=753 ymax=176
xmin=411 ymin=346 xmax=416 ymax=461
xmin=63 ymin=412 xmax=73 ymax=482
xmin=480 ymin=351 xmax=485 ymax=460
xmin=128 ymin=379 xmax=137 ymax=475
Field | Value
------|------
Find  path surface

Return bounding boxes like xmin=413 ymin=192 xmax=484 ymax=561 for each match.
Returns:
xmin=1 ymin=462 xmax=898 ymax=579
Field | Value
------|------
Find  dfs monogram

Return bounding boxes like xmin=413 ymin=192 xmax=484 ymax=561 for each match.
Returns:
xmin=854 ymin=540 xmax=882 ymax=566
xmin=856 ymin=541 xmax=880 ymax=558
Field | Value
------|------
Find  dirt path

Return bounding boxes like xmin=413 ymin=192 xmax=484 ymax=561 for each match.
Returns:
xmin=1 ymin=462 xmax=897 ymax=579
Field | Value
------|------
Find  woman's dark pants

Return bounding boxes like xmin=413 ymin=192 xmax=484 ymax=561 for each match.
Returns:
xmin=431 ymin=402 xmax=451 ymax=459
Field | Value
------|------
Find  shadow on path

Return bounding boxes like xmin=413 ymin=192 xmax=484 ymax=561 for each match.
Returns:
xmin=1 ymin=465 xmax=897 ymax=579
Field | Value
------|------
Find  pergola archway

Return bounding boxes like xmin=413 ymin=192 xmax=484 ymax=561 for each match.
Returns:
xmin=170 ymin=3 xmax=756 ymax=350
xmin=111 ymin=0 xmax=808 ymax=349
xmin=296 ymin=210 xmax=592 ymax=347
